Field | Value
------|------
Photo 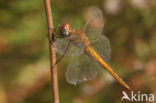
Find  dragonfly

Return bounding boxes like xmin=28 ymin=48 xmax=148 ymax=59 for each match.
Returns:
xmin=54 ymin=7 xmax=130 ymax=90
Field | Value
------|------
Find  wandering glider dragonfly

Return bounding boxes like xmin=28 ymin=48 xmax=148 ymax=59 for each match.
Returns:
xmin=54 ymin=7 xmax=130 ymax=90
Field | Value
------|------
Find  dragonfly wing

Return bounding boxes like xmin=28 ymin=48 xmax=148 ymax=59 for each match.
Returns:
xmin=65 ymin=35 xmax=111 ymax=85
xmin=65 ymin=53 xmax=100 ymax=85
xmin=83 ymin=7 xmax=104 ymax=41
xmin=91 ymin=35 xmax=111 ymax=63
xmin=54 ymin=38 xmax=84 ymax=56
xmin=83 ymin=8 xmax=110 ymax=62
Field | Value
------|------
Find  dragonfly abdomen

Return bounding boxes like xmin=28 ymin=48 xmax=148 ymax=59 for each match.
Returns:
xmin=85 ymin=45 xmax=130 ymax=90
xmin=85 ymin=45 xmax=105 ymax=66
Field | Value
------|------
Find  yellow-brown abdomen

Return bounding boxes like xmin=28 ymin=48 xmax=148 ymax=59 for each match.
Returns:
xmin=85 ymin=45 xmax=130 ymax=90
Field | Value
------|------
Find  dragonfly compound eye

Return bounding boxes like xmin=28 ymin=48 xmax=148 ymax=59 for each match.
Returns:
xmin=59 ymin=23 xmax=71 ymax=37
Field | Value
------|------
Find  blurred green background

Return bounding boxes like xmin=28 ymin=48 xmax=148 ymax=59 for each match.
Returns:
xmin=0 ymin=0 xmax=156 ymax=103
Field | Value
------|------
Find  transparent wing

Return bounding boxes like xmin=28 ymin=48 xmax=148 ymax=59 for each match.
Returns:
xmin=54 ymin=37 xmax=84 ymax=56
xmin=65 ymin=53 xmax=100 ymax=85
xmin=91 ymin=35 xmax=111 ymax=63
xmin=83 ymin=7 xmax=104 ymax=41
xmin=65 ymin=35 xmax=111 ymax=85
xmin=83 ymin=7 xmax=110 ymax=62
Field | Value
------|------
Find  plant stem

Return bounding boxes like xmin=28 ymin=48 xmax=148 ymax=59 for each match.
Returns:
xmin=44 ymin=0 xmax=59 ymax=103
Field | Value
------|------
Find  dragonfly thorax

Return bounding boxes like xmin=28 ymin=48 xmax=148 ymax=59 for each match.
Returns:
xmin=59 ymin=23 xmax=71 ymax=37
xmin=68 ymin=30 xmax=90 ymax=48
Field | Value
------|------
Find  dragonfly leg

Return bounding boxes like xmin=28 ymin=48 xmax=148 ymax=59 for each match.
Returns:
xmin=52 ymin=43 xmax=70 ymax=68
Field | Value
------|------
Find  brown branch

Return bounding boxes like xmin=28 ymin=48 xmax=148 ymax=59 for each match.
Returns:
xmin=44 ymin=0 xmax=59 ymax=103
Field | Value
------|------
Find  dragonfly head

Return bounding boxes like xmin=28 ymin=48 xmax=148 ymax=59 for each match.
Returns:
xmin=59 ymin=23 xmax=71 ymax=37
